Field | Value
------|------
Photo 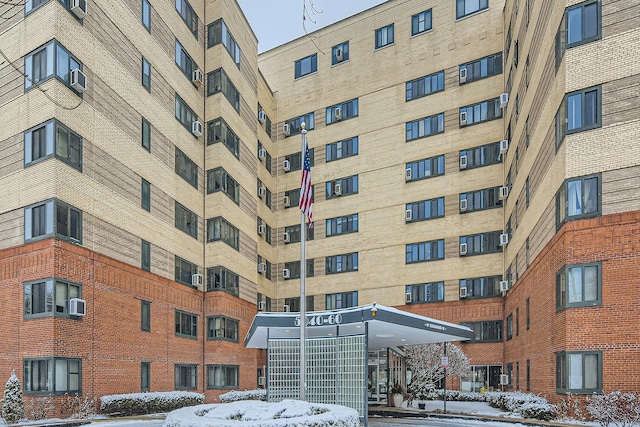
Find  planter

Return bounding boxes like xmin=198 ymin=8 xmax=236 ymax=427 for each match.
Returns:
xmin=392 ymin=394 xmax=404 ymax=408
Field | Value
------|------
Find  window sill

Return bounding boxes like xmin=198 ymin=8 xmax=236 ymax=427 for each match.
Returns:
xmin=455 ymin=7 xmax=489 ymax=22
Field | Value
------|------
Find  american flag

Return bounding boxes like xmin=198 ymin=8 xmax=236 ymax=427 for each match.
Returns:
xmin=299 ymin=140 xmax=313 ymax=229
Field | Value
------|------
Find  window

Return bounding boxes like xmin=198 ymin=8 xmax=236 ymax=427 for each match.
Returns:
xmin=516 ymin=307 xmax=519 ymax=336
xmin=175 ymin=201 xmax=197 ymax=239
xmin=556 ymin=174 xmax=600 ymax=228
xmin=207 ymin=316 xmax=239 ymax=341
xmin=24 ymin=119 xmax=82 ymax=171
xmin=406 ymin=71 xmax=444 ymax=101
xmin=175 ymin=309 xmax=197 ymax=338
xmin=257 ymin=255 xmax=272 ymax=280
xmin=460 ymin=276 xmax=503 ymax=298
xmin=24 ymin=40 xmax=83 ymax=94
xmin=525 ymin=177 xmax=530 ymax=207
xmin=175 ymin=0 xmax=198 ymax=39
xmin=23 ymin=278 xmax=81 ymax=319
xmin=325 ymin=213 xmax=358 ymax=237
xmin=175 ymin=147 xmax=198 ymax=189
xmin=411 ymin=9 xmax=432 ymax=36
xmin=506 ymin=314 xmax=513 ymax=340
xmin=207 ymin=217 xmax=239 ymax=250
xmin=142 ymin=57 xmax=151 ymax=91
xmin=207 ymin=19 xmax=241 ymax=67
xmin=175 ymin=94 xmax=199 ymax=134
xmin=141 ymin=362 xmax=150 ymax=392
xmin=460 ymin=231 xmax=503 ymax=256
xmin=326 ymin=98 xmax=358 ymax=125
xmin=175 ymin=364 xmax=197 ymax=390
xmin=326 ymin=136 xmax=358 ymax=162
xmin=460 ymin=187 xmax=503 ymax=213
xmin=406 ymin=239 xmax=445 ymax=263
xmin=207 ymin=68 xmax=240 ymax=112
xmin=459 ymin=141 xmax=501 ymax=170
xmin=326 ymin=175 xmax=358 ymax=199
xmin=284 ymin=224 xmax=314 ymax=243
xmin=566 ymin=86 xmax=601 ymax=136
xmin=406 ymin=197 xmax=444 ymax=223
xmin=257 ymin=217 xmax=272 ymax=244
xmin=456 ymin=0 xmax=489 ymax=19
xmin=406 ymin=155 xmax=445 ymax=181
xmin=461 ymin=321 xmax=502 ymax=342
xmin=332 ymin=41 xmax=349 ymax=65
xmin=326 ymin=291 xmax=358 ymax=309
xmin=284 ymin=296 xmax=315 ymax=313
xmin=294 ymin=54 xmax=317 ymax=79
xmin=174 ymin=255 xmax=198 ymax=286
xmin=284 ymin=149 xmax=315 ymax=172
xmin=207 ymin=365 xmax=238 ymax=389
xmin=208 ymin=118 xmax=240 ymax=158
xmin=257 ymin=293 xmax=271 ymax=311
xmin=23 ymin=358 xmax=81 ymax=394
xmin=556 ymin=263 xmax=601 ymax=309
xmin=142 ymin=118 xmax=151 ymax=151
xmin=459 ymin=52 xmax=502 ymax=85
xmin=24 ymin=199 xmax=82 ymax=243
xmin=141 ymin=0 xmax=151 ymax=31
xmin=175 ymin=40 xmax=199 ymax=83
xmin=207 ymin=167 xmax=239 ymax=204
xmin=257 ymin=179 xmax=272 ymax=209
xmin=141 ymin=240 xmax=150 ymax=272
xmin=325 ymin=253 xmax=358 ymax=274
xmin=206 ymin=266 xmax=239 ymax=295
xmin=25 ymin=0 xmax=49 ymax=14
xmin=141 ymin=179 xmax=150 ymax=211
xmin=284 ymin=113 xmax=315 ymax=137
xmin=556 ymin=351 xmax=602 ymax=393
xmin=406 ymin=113 xmax=445 ymax=141
xmin=257 ymin=141 xmax=272 ymax=173
xmin=526 ymin=359 xmax=530 ymax=391
xmin=375 ymin=24 xmax=394 ymax=49
xmin=284 ymin=260 xmax=315 ymax=279
xmin=460 ymin=98 xmax=503 ymax=127
xmin=141 ymin=300 xmax=150 ymax=331
xmin=566 ymin=0 xmax=601 ymax=48
xmin=406 ymin=282 xmax=444 ymax=304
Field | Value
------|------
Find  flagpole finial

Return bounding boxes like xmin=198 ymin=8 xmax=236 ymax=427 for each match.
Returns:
xmin=301 ymin=122 xmax=306 ymax=131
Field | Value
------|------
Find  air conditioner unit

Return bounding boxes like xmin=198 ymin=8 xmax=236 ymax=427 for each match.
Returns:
xmin=283 ymin=304 xmax=290 ymax=312
xmin=459 ymin=242 xmax=468 ymax=256
xmin=283 ymin=195 xmax=291 ymax=207
xmin=499 ymin=374 xmax=509 ymax=385
xmin=459 ymin=287 xmax=468 ymax=299
xmin=335 ymin=47 xmax=344 ymax=62
xmin=258 ymin=148 xmax=266 ymax=160
xmin=191 ymin=120 xmax=203 ymax=137
xmin=405 ymin=168 xmax=412 ymax=181
xmin=460 ymin=155 xmax=468 ymax=170
xmin=192 ymin=69 xmax=203 ymax=87
xmin=405 ymin=209 xmax=412 ymax=222
xmin=258 ymin=111 xmax=266 ymax=123
xmin=70 ymin=68 xmax=87 ymax=92
xmin=500 ymin=233 xmax=509 ymax=246
xmin=258 ymin=301 xmax=266 ymax=311
xmin=70 ymin=0 xmax=87 ymax=19
xmin=258 ymin=376 xmax=266 ymax=386
xmin=405 ymin=292 xmax=412 ymax=304
xmin=282 ymin=269 xmax=291 ymax=279
xmin=283 ymin=159 xmax=291 ymax=172
xmin=283 ymin=232 xmax=290 ymax=243
xmin=460 ymin=199 xmax=468 ymax=212
xmin=258 ymin=224 xmax=266 ymax=236
xmin=499 ymin=186 xmax=509 ymax=199
xmin=69 ymin=298 xmax=86 ymax=316
xmin=191 ymin=273 xmax=203 ymax=287
xmin=460 ymin=111 xmax=467 ymax=126
xmin=258 ymin=186 xmax=266 ymax=198
xmin=257 ymin=262 xmax=266 ymax=273
xmin=500 ymin=92 xmax=509 ymax=108
xmin=283 ymin=123 xmax=290 ymax=136
xmin=499 ymin=280 xmax=510 ymax=292
xmin=500 ymin=139 xmax=509 ymax=153
xmin=333 ymin=183 xmax=342 ymax=196
xmin=459 ymin=67 xmax=467 ymax=83
xmin=334 ymin=107 xmax=342 ymax=121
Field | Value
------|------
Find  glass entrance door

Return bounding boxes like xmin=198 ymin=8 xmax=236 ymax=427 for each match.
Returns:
xmin=367 ymin=350 xmax=387 ymax=404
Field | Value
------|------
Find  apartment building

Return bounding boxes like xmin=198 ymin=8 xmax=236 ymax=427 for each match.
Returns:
xmin=0 ymin=0 xmax=638 ymax=409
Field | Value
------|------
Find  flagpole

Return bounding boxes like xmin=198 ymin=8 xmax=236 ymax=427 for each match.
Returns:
xmin=299 ymin=122 xmax=307 ymax=401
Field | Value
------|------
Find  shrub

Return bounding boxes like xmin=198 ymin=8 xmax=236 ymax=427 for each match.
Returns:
xmin=587 ymin=391 xmax=640 ymax=427
xmin=62 ymin=393 xmax=98 ymax=419
xmin=25 ymin=397 xmax=55 ymax=421
xmin=100 ymin=391 xmax=204 ymax=416
xmin=519 ymin=402 xmax=556 ymax=421
xmin=219 ymin=389 xmax=267 ymax=403
xmin=2 ymin=371 xmax=24 ymax=424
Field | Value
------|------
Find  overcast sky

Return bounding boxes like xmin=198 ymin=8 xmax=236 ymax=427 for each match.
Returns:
xmin=237 ymin=0 xmax=389 ymax=53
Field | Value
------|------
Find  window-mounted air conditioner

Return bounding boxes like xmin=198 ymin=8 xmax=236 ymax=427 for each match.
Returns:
xmin=258 ymin=224 xmax=266 ymax=236
xmin=283 ymin=232 xmax=290 ymax=243
xmin=283 ymin=159 xmax=291 ymax=172
xmin=258 ymin=148 xmax=266 ymax=160
xmin=283 ymin=123 xmax=290 ymax=136
xmin=70 ymin=68 xmax=87 ymax=93
xmin=499 ymin=186 xmax=509 ymax=199
xmin=258 ymin=111 xmax=266 ymax=123
xmin=283 ymin=304 xmax=290 ymax=312
xmin=258 ymin=301 xmax=266 ymax=311
xmin=282 ymin=269 xmax=291 ymax=279
xmin=459 ymin=243 xmax=468 ymax=256
xmin=460 ymin=111 xmax=468 ymax=126
xmin=70 ymin=0 xmax=87 ymax=19
xmin=191 ymin=120 xmax=203 ymax=137
xmin=500 ymin=374 xmax=509 ymax=385
xmin=500 ymin=139 xmax=509 ymax=153
xmin=405 ymin=292 xmax=412 ymax=304
xmin=499 ymin=280 xmax=510 ymax=293
xmin=191 ymin=273 xmax=203 ymax=287
xmin=283 ymin=195 xmax=291 ymax=207
xmin=69 ymin=298 xmax=86 ymax=316
xmin=499 ymin=233 xmax=509 ymax=246
xmin=258 ymin=376 xmax=266 ymax=386
xmin=405 ymin=209 xmax=413 ymax=222
xmin=459 ymin=287 xmax=468 ymax=299
xmin=333 ymin=183 xmax=342 ymax=196
xmin=459 ymin=67 xmax=467 ymax=84
xmin=460 ymin=199 xmax=468 ymax=212
xmin=192 ymin=69 xmax=203 ymax=87
xmin=459 ymin=155 xmax=468 ymax=170
xmin=258 ymin=186 xmax=266 ymax=198
xmin=334 ymin=107 xmax=342 ymax=121
xmin=405 ymin=168 xmax=412 ymax=181
xmin=257 ymin=262 xmax=266 ymax=273
xmin=335 ymin=47 xmax=344 ymax=62
xmin=500 ymin=93 xmax=509 ymax=108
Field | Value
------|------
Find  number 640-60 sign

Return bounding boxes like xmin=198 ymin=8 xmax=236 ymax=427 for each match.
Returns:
xmin=294 ymin=314 xmax=343 ymax=327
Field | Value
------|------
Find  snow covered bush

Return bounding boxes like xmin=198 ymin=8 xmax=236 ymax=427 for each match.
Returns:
xmin=219 ymin=389 xmax=267 ymax=403
xmin=100 ymin=391 xmax=204 ymax=416
xmin=554 ymin=393 xmax=585 ymax=422
xmin=587 ymin=391 xmax=640 ymax=427
xmin=61 ymin=393 xmax=98 ymax=419
xmin=484 ymin=391 xmax=553 ymax=420
xmin=164 ymin=400 xmax=359 ymax=427
xmin=518 ymin=402 xmax=556 ymax=421
xmin=25 ymin=396 xmax=55 ymax=420
xmin=2 ymin=370 xmax=24 ymax=424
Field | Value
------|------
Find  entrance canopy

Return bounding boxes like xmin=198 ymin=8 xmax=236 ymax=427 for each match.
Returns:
xmin=244 ymin=303 xmax=473 ymax=350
